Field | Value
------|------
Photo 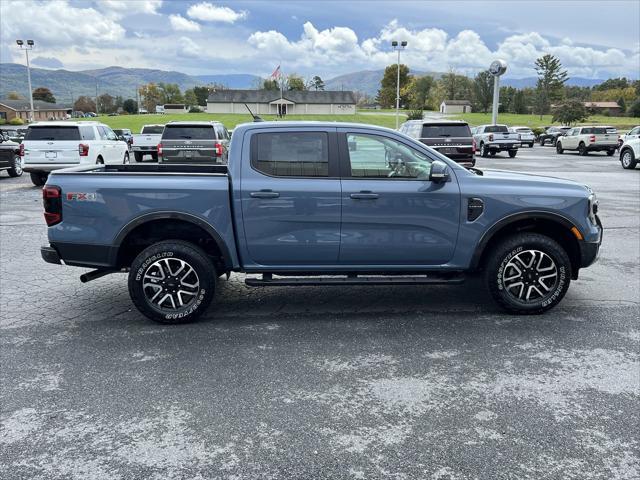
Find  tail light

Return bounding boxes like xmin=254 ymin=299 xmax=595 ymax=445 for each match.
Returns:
xmin=157 ymin=143 xmax=163 ymax=157
xmin=43 ymin=185 xmax=62 ymax=226
xmin=19 ymin=144 xmax=24 ymax=156
xmin=214 ymin=142 xmax=223 ymax=157
xmin=78 ymin=143 xmax=89 ymax=156
xmin=488 ymin=134 xmax=494 ymax=142
xmin=589 ymin=135 xmax=596 ymax=143
xmin=472 ymin=138 xmax=477 ymax=153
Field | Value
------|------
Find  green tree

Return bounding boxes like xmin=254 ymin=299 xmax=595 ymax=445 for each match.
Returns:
xmin=552 ymin=100 xmax=588 ymax=126
xmin=6 ymin=91 xmax=23 ymax=100
xmin=617 ymin=97 xmax=626 ymax=112
xmin=138 ymin=83 xmax=162 ymax=112
xmin=473 ymin=70 xmax=493 ymax=113
xmin=377 ymin=64 xmax=411 ymax=108
xmin=122 ymin=98 xmax=137 ymax=114
xmin=512 ymin=90 xmax=527 ymax=114
xmin=32 ymin=87 xmax=56 ymax=103
xmin=628 ymin=98 xmax=640 ymax=117
xmin=287 ymin=74 xmax=306 ymax=91
xmin=263 ymin=79 xmax=279 ymax=91
xmin=407 ymin=75 xmax=435 ymax=109
xmin=97 ymin=93 xmax=115 ymax=113
xmin=534 ymin=54 xmax=568 ymax=117
xmin=193 ymin=86 xmax=210 ymax=105
xmin=309 ymin=75 xmax=325 ymax=91
xmin=184 ymin=88 xmax=198 ymax=107
xmin=158 ymin=83 xmax=183 ymax=104
xmin=499 ymin=86 xmax=517 ymax=113
xmin=593 ymin=78 xmax=629 ymax=91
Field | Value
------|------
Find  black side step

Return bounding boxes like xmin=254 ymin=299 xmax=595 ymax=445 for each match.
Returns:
xmin=245 ymin=273 xmax=465 ymax=287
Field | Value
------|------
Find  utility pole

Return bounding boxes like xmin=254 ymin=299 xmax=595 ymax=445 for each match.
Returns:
xmin=95 ymin=80 xmax=99 ymax=115
xmin=16 ymin=40 xmax=35 ymax=122
xmin=391 ymin=40 xmax=407 ymax=129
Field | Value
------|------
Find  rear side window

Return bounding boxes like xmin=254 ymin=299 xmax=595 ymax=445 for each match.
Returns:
xmin=25 ymin=126 xmax=80 ymax=141
xmin=253 ymin=132 xmax=329 ymax=177
xmin=79 ymin=126 xmax=95 ymax=140
xmin=484 ymin=125 xmax=508 ymax=133
xmin=141 ymin=126 xmax=164 ymax=134
xmin=421 ymin=124 xmax=471 ymax=138
xmin=162 ymin=126 xmax=215 ymax=140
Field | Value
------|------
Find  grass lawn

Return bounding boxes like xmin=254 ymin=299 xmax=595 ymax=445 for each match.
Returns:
xmin=79 ymin=112 xmax=402 ymax=132
xmin=449 ymin=112 xmax=640 ymax=130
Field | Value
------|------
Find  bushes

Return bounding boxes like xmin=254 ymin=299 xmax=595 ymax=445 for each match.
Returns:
xmin=9 ymin=118 xmax=24 ymax=125
xmin=0 ymin=118 xmax=6 ymax=125
xmin=531 ymin=127 xmax=545 ymax=137
xmin=189 ymin=106 xmax=203 ymax=113
xmin=406 ymin=108 xmax=424 ymax=120
xmin=628 ymin=99 xmax=640 ymax=117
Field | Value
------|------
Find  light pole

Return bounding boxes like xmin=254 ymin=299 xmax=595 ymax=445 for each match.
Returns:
xmin=391 ymin=40 xmax=407 ymax=129
xmin=488 ymin=59 xmax=507 ymax=124
xmin=16 ymin=39 xmax=35 ymax=122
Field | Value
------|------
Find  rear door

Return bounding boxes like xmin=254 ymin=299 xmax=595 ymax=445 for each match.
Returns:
xmin=338 ymin=128 xmax=460 ymax=265
xmin=161 ymin=124 xmax=217 ymax=163
xmin=239 ymin=128 xmax=341 ymax=267
xmin=23 ymin=125 xmax=81 ymax=165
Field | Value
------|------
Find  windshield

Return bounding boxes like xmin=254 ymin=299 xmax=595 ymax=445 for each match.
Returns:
xmin=484 ymin=125 xmax=508 ymax=133
xmin=421 ymin=124 xmax=471 ymax=138
xmin=141 ymin=126 xmax=164 ymax=134
xmin=162 ymin=125 xmax=215 ymax=140
xmin=24 ymin=126 xmax=80 ymax=141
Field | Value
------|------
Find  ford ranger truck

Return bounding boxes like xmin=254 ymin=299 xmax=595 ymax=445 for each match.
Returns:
xmin=131 ymin=125 xmax=164 ymax=162
xmin=555 ymin=126 xmax=619 ymax=156
xmin=40 ymin=122 xmax=602 ymax=324
xmin=473 ymin=124 xmax=521 ymax=158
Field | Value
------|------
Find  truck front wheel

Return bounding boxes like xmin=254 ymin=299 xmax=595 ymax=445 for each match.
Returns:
xmin=485 ymin=233 xmax=571 ymax=314
xmin=128 ymin=240 xmax=217 ymax=324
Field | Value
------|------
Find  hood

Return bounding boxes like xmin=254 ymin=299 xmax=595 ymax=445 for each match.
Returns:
xmin=478 ymin=168 xmax=588 ymax=192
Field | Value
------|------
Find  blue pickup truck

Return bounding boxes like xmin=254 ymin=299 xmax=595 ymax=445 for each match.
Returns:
xmin=41 ymin=121 xmax=602 ymax=323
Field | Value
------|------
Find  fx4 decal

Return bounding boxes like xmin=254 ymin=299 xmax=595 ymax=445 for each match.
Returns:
xmin=66 ymin=193 xmax=97 ymax=201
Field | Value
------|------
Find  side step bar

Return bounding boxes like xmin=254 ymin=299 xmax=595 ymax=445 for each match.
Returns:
xmin=245 ymin=273 xmax=465 ymax=287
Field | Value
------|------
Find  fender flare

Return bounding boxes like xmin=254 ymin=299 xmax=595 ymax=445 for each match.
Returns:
xmin=469 ymin=210 xmax=579 ymax=269
xmin=112 ymin=211 xmax=233 ymax=269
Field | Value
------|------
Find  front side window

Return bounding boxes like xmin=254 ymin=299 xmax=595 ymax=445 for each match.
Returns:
xmin=346 ymin=133 xmax=432 ymax=179
xmin=253 ymin=132 xmax=329 ymax=177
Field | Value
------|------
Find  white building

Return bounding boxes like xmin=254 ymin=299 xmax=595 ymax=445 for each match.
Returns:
xmin=162 ymin=104 xmax=189 ymax=114
xmin=206 ymin=90 xmax=356 ymax=115
xmin=440 ymin=100 xmax=473 ymax=114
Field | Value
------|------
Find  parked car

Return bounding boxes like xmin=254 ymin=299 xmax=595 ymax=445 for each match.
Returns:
xmin=618 ymin=125 xmax=640 ymax=148
xmin=21 ymin=121 xmax=130 ymax=186
xmin=131 ymin=124 xmax=164 ymax=162
xmin=113 ymin=128 xmax=133 ymax=150
xmin=41 ymin=121 xmax=602 ymax=323
xmin=0 ymin=136 xmax=23 ymax=177
xmin=158 ymin=121 xmax=230 ymax=164
xmin=509 ymin=126 xmax=535 ymax=148
xmin=0 ymin=126 xmax=27 ymax=143
xmin=619 ymin=136 xmax=639 ymax=170
xmin=472 ymin=125 xmax=520 ymax=158
xmin=538 ymin=126 xmax=571 ymax=146
xmin=84 ymin=112 xmax=97 ymax=118
xmin=399 ymin=120 xmax=475 ymax=167
xmin=555 ymin=126 xmax=618 ymax=156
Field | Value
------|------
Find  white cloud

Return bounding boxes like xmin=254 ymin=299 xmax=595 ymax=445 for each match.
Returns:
xmin=186 ymin=2 xmax=247 ymax=23
xmin=169 ymin=14 xmax=201 ymax=32
xmin=99 ymin=0 xmax=162 ymax=14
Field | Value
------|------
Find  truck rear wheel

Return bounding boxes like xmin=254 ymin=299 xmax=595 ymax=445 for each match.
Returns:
xmin=480 ymin=143 xmax=489 ymax=158
xmin=134 ymin=152 xmax=143 ymax=162
xmin=128 ymin=240 xmax=217 ymax=324
xmin=30 ymin=172 xmax=48 ymax=186
xmin=485 ymin=233 xmax=571 ymax=314
xmin=508 ymin=149 xmax=518 ymax=158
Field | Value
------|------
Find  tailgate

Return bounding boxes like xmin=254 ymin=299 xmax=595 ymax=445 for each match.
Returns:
xmin=162 ymin=143 xmax=219 ymax=164
xmin=23 ymin=140 xmax=81 ymax=165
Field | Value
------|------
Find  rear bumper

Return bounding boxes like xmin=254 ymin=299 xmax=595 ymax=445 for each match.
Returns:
xmin=131 ymin=147 xmax=157 ymax=152
xmin=586 ymin=144 xmax=617 ymax=151
xmin=486 ymin=143 xmax=519 ymax=151
xmin=42 ymin=242 xmax=117 ymax=268
xmin=24 ymin=163 xmax=80 ymax=172
xmin=41 ymin=245 xmax=62 ymax=264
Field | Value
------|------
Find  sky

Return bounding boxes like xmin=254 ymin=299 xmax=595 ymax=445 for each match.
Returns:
xmin=1 ymin=0 xmax=639 ymax=80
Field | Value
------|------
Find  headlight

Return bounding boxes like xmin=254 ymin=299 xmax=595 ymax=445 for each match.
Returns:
xmin=588 ymin=193 xmax=598 ymax=225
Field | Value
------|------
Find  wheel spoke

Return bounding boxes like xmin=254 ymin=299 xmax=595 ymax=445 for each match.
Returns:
xmin=504 ymin=249 xmax=559 ymax=304
xmin=141 ymin=257 xmax=200 ymax=311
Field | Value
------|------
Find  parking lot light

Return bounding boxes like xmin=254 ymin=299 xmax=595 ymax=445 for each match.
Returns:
xmin=392 ymin=40 xmax=408 ymax=129
xmin=16 ymin=39 xmax=35 ymax=122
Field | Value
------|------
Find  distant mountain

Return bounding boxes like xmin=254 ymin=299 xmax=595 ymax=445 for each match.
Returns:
xmin=324 ymin=69 xmax=444 ymax=96
xmin=194 ymin=74 xmax=262 ymax=89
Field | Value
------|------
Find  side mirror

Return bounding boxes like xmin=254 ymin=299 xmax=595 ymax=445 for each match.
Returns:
xmin=429 ymin=160 xmax=450 ymax=183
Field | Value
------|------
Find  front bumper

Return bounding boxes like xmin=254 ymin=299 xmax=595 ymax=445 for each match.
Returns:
xmin=579 ymin=215 xmax=602 ymax=268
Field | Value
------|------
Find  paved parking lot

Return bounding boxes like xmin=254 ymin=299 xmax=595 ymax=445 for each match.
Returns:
xmin=1 ymin=146 xmax=638 ymax=479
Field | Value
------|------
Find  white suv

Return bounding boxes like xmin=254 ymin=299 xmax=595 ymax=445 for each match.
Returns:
xmin=619 ymin=136 xmax=639 ymax=170
xmin=21 ymin=121 xmax=129 ymax=186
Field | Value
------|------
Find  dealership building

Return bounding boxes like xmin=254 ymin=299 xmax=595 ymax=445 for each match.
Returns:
xmin=206 ymin=90 xmax=357 ymax=115
xmin=0 ymin=99 xmax=71 ymax=122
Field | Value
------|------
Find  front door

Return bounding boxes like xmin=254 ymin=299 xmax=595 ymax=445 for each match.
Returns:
xmin=338 ymin=129 xmax=460 ymax=266
xmin=240 ymin=128 xmax=341 ymax=267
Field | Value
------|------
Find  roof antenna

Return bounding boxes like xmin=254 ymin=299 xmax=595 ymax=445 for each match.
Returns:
xmin=245 ymin=103 xmax=264 ymax=122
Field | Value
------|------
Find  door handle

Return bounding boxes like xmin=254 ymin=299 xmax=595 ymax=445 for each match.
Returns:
xmin=350 ymin=192 xmax=379 ymax=200
xmin=250 ymin=190 xmax=280 ymax=199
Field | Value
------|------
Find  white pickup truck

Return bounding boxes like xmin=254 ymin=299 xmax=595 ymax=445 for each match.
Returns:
xmin=555 ymin=126 xmax=618 ymax=156
xmin=131 ymin=124 xmax=164 ymax=162
xmin=472 ymin=124 xmax=520 ymax=158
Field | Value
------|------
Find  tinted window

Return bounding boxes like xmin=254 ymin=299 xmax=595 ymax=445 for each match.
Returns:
xmin=516 ymin=128 xmax=533 ymax=133
xmin=421 ymin=124 xmax=471 ymax=138
xmin=79 ymin=126 xmax=95 ymax=140
xmin=254 ymin=132 xmax=328 ymax=177
xmin=97 ymin=126 xmax=108 ymax=140
xmin=347 ymin=133 xmax=432 ymax=179
xmin=25 ymin=126 xmax=80 ymax=141
xmin=162 ymin=125 xmax=215 ymax=140
xmin=104 ymin=127 xmax=118 ymax=140
xmin=141 ymin=126 xmax=164 ymax=134
xmin=484 ymin=125 xmax=508 ymax=133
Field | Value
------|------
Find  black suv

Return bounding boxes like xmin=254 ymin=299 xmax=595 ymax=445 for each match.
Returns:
xmin=158 ymin=121 xmax=230 ymax=164
xmin=539 ymin=126 xmax=571 ymax=146
xmin=399 ymin=120 xmax=475 ymax=167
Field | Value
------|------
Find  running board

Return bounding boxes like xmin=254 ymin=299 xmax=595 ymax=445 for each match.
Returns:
xmin=245 ymin=273 xmax=465 ymax=287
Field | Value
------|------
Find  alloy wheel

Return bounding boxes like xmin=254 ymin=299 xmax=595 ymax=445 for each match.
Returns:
xmin=13 ymin=156 xmax=23 ymax=175
xmin=142 ymin=257 xmax=200 ymax=310
xmin=622 ymin=151 xmax=632 ymax=167
xmin=502 ymin=249 xmax=558 ymax=303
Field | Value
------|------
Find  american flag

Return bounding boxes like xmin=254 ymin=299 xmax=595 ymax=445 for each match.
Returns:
xmin=270 ymin=65 xmax=281 ymax=79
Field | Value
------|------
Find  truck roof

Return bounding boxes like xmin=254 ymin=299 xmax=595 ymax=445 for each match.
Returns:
xmin=28 ymin=121 xmax=101 ymax=127
xmin=165 ymin=121 xmax=224 ymax=126
xmin=234 ymin=120 xmax=399 ymax=135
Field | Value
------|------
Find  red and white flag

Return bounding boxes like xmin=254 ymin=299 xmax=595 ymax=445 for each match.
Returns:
xmin=270 ymin=65 xmax=281 ymax=79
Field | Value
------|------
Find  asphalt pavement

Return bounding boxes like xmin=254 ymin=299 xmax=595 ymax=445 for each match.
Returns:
xmin=1 ymin=146 xmax=638 ymax=479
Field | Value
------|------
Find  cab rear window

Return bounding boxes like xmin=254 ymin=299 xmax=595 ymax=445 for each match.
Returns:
xmin=162 ymin=126 xmax=215 ymax=140
xmin=141 ymin=126 xmax=164 ymax=134
xmin=484 ymin=125 xmax=508 ymax=133
xmin=25 ymin=126 xmax=81 ymax=141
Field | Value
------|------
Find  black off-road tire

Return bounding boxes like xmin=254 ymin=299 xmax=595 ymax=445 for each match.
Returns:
xmin=620 ymin=148 xmax=637 ymax=169
xmin=528 ymin=142 xmax=534 ymax=148
xmin=578 ymin=142 xmax=588 ymax=156
xmin=480 ymin=143 xmax=489 ymax=158
xmin=7 ymin=155 xmax=23 ymax=177
xmin=134 ymin=152 xmax=143 ymax=162
xmin=556 ymin=142 xmax=564 ymax=154
xmin=508 ymin=149 xmax=518 ymax=158
xmin=606 ymin=149 xmax=615 ymax=156
xmin=485 ymin=233 xmax=571 ymax=314
xmin=29 ymin=172 xmax=47 ymax=186
xmin=539 ymin=138 xmax=546 ymax=146
xmin=128 ymin=240 xmax=217 ymax=324
xmin=123 ymin=152 xmax=130 ymax=164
